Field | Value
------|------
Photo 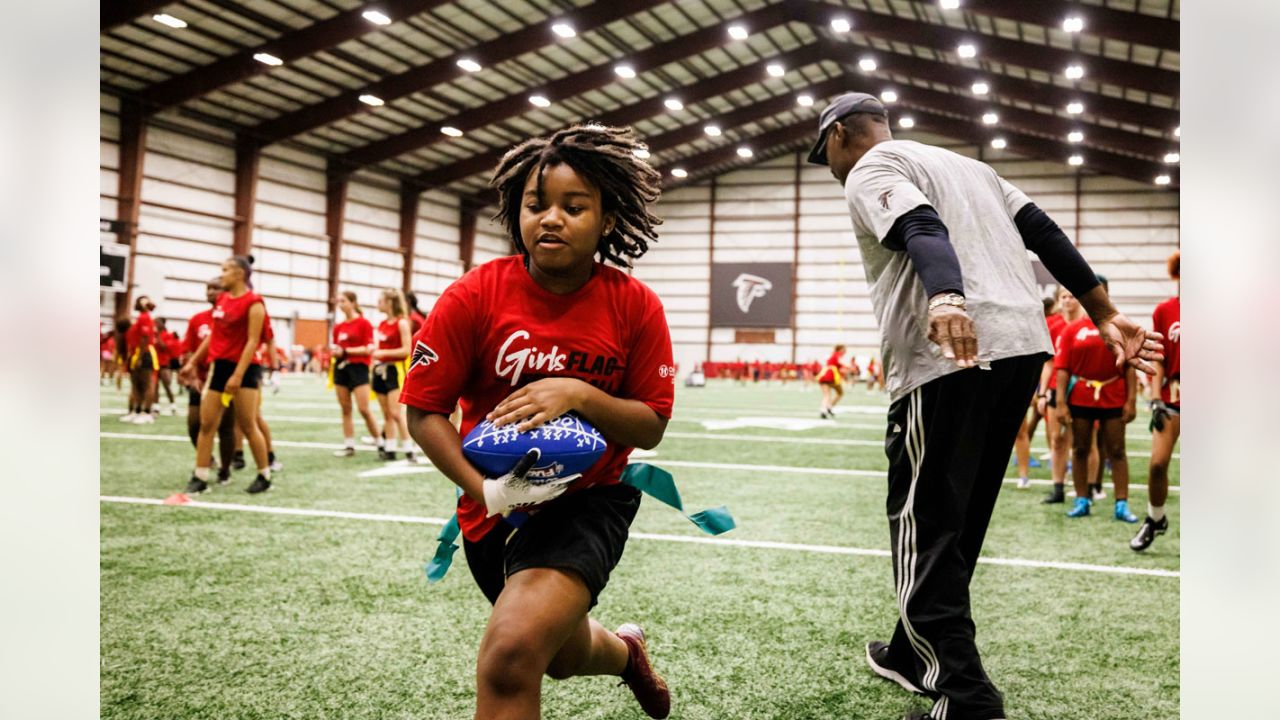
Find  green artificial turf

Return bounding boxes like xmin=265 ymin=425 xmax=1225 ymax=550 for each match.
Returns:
xmin=100 ymin=376 xmax=1179 ymax=719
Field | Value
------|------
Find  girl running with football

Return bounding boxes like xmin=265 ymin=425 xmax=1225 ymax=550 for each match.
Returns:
xmin=402 ymin=124 xmax=674 ymax=719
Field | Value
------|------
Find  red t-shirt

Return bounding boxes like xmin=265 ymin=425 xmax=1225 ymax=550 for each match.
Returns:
xmin=253 ymin=315 xmax=275 ymax=367
xmin=409 ymin=310 xmax=427 ymax=335
xmin=209 ymin=291 xmax=265 ymax=362
xmin=1152 ymin=297 xmax=1180 ymax=405
xmin=184 ymin=309 xmax=215 ymax=379
xmin=1045 ymin=313 xmax=1069 ymax=389
xmin=333 ymin=316 xmax=374 ymax=366
xmin=401 ymin=256 xmax=675 ymax=543
xmin=155 ymin=330 xmax=178 ymax=365
xmin=126 ymin=311 xmax=155 ymax=353
xmin=1054 ymin=317 xmax=1127 ymax=408
xmin=376 ymin=317 xmax=406 ymax=359
xmin=817 ymin=351 xmax=844 ymax=383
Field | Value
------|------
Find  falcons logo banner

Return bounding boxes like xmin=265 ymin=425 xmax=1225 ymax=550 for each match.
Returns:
xmin=410 ymin=340 xmax=439 ymax=370
xmin=732 ymin=273 xmax=773 ymax=313
xmin=710 ymin=262 xmax=793 ymax=328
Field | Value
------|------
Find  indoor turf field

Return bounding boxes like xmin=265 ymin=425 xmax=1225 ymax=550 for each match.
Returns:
xmin=100 ymin=375 xmax=1179 ymax=720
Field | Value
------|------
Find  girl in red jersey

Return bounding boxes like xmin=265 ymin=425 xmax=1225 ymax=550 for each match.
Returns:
xmin=122 ymin=295 xmax=157 ymax=424
xmin=1038 ymin=287 xmax=1085 ymax=503
xmin=816 ymin=344 xmax=847 ymax=419
xmin=330 ymin=291 xmax=381 ymax=458
xmin=372 ymin=288 xmax=413 ymax=461
xmin=1132 ymin=251 xmax=1180 ymax=551
xmin=406 ymin=291 xmax=427 ymax=335
xmin=402 ymin=125 xmax=673 ymax=719
xmin=182 ymin=278 xmax=236 ymax=485
xmin=178 ymin=255 xmax=273 ymax=495
xmin=1013 ymin=296 xmax=1059 ymax=488
xmin=1054 ymin=279 xmax=1140 ymax=522
xmin=153 ymin=318 xmax=180 ymax=415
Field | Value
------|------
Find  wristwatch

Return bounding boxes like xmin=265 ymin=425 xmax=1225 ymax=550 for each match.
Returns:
xmin=927 ymin=293 xmax=966 ymax=311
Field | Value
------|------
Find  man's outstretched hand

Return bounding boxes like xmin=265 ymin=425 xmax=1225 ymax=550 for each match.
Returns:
xmin=1097 ymin=313 xmax=1164 ymax=375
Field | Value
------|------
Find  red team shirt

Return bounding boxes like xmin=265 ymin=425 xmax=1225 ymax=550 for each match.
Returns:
xmin=1152 ymin=297 xmax=1180 ymax=405
xmin=126 ymin=311 xmax=155 ymax=356
xmin=1054 ymin=317 xmax=1127 ymax=408
xmin=400 ymin=257 xmax=676 ymax=542
xmin=333 ymin=316 xmax=374 ymax=365
xmin=252 ymin=314 xmax=275 ymax=367
xmin=1045 ymin=313 xmax=1068 ymax=389
xmin=817 ymin=351 xmax=844 ymax=384
xmin=376 ymin=318 xmax=405 ymax=359
xmin=209 ymin=291 xmax=265 ymax=362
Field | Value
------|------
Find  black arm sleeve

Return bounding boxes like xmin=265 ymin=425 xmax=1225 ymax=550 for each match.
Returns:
xmin=1013 ymin=202 xmax=1100 ymax=298
xmin=884 ymin=205 xmax=965 ymax=298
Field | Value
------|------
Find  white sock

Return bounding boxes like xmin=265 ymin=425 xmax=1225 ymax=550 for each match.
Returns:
xmin=1149 ymin=503 xmax=1165 ymax=522
xmin=261 ymin=467 xmax=271 ymax=481
xmin=194 ymin=467 xmax=210 ymax=481
xmin=376 ymin=437 xmax=385 ymax=449
xmin=344 ymin=437 xmax=355 ymax=449
xmin=403 ymin=439 xmax=416 ymax=454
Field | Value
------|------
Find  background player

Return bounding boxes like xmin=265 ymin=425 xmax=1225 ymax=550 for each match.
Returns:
xmin=121 ymin=295 xmax=157 ymax=424
xmin=182 ymin=278 xmax=236 ymax=485
xmin=817 ymin=344 xmax=847 ymax=419
xmin=1133 ymin=251 xmax=1180 ymax=550
xmin=330 ymin=291 xmax=381 ymax=458
xmin=372 ymin=288 xmax=413 ymax=461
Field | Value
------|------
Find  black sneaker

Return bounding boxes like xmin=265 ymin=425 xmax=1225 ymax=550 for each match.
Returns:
xmin=185 ymin=476 xmax=209 ymax=495
xmin=1041 ymin=485 xmax=1065 ymax=504
xmin=232 ymin=451 xmax=246 ymax=471
xmin=245 ymin=475 xmax=272 ymax=494
xmin=1130 ymin=515 xmax=1169 ymax=552
xmin=216 ymin=471 xmax=232 ymax=486
xmin=865 ymin=640 xmax=924 ymax=695
xmin=383 ymin=450 xmax=397 ymax=461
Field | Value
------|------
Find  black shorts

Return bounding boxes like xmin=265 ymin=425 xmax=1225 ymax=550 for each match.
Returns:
xmin=1068 ymin=404 xmax=1123 ymax=421
xmin=167 ymin=359 xmax=181 ymax=371
xmin=371 ymin=363 xmax=400 ymax=394
xmin=133 ymin=351 xmax=154 ymax=372
xmin=332 ymin=360 xmax=370 ymax=390
xmin=1045 ymin=389 xmax=1058 ymax=409
xmin=188 ymin=387 xmax=202 ymax=407
xmin=463 ymin=483 xmax=641 ymax=609
xmin=208 ymin=359 xmax=261 ymax=392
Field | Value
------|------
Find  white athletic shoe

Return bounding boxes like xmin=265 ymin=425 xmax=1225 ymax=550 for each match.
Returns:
xmin=133 ymin=414 xmax=155 ymax=425
xmin=118 ymin=413 xmax=137 ymax=422
xmin=1016 ymin=477 xmax=1031 ymax=489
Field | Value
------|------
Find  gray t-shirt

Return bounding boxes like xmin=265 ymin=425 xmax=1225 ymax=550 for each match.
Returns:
xmin=843 ymin=139 xmax=1052 ymax=401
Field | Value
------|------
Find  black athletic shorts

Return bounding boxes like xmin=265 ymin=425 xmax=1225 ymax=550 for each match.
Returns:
xmin=463 ymin=483 xmax=641 ymax=609
xmin=1046 ymin=389 xmax=1058 ymax=409
xmin=1067 ymin=404 xmax=1123 ymax=421
xmin=134 ymin=351 xmax=154 ymax=372
xmin=208 ymin=359 xmax=261 ymax=392
xmin=371 ymin=362 xmax=400 ymax=394
xmin=167 ymin=358 xmax=181 ymax=371
xmin=332 ymin=360 xmax=370 ymax=390
xmin=188 ymin=387 xmax=202 ymax=407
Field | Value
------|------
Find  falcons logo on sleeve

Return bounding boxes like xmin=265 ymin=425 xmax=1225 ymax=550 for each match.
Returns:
xmin=732 ymin=273 xmax=773 ymax=313
xmin=410 ymin=340 xmax=439 ymax=370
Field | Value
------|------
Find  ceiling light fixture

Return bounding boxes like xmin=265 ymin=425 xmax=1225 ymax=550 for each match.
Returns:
xmin=1173 ymin=125 xmax=1181 ymax=138
xmin=767 ymin=63 xmax=785 ymax=77
xmin=940 ymin=0 xmax=961 ymax=9
xmin=704 ymin=125 xmax=722 ymax=137
xmin=1164 ymin=152 xmax=1180 ymax=164
xmin=830 ymin=18 xmax=851 ymax=33
xmin=362 ymin=10 xmax=392 ymax=25
xmin=797 ymin=94 xmax=814 ymax=107
xmin=551 ymin=22 xmax=576 ymax=38
xmin=633 ymin=146 xmax=651 ymax=160
xmin=529 ymin=95 xmax=551 ymax=108
xmin=957 ymin=43 xmax=977 ymax=59
xmin=1068 ymin=154 xmax=1084 ymax=166
xmin=899 ymin=116 xmax=915 ymax=129
xmin=671 ymin=168 xmax=689 ymax=178
xmin=1154 ymin=174 xmax=1171 ymax=185
xmin=859 ymin=57 xmax=877 ymax=72
xmin=152 ymin=13 xmax=188 ymax=28
xmin=991 ymin=137 xmax=1007 ymax=149
xmin=1063 ymin=16 xmax=1085 ymax=33
xmin=737 ymin=147 xmax=754 ymax=158
xmin=982 ymin=112 xmax=998 ymax=125
xmin=440 ymin=126 xmax=463 ymax=137
xmin=1065 ymin=64 xmax=1085 ymax=80
xmin=614 ymin=64 xmax=636 ymax=78
xmin=358 ymin=94 xmax=384 ymax=106
xmin=1067 ymin=130 xmax=1084 ymax=143
xmin=664 ymin=97 xmax=684 ymax=111
xmin=728 ymin=25 xmax=749 ymax=40
xmin=971 ymin=81 xmax=989 ymax=95
xmin=880 ymin=89 xmax=898 ymax=103
xmin=456 ymin=58 xmax=482 ymax=72
xmin=1066 ymin=101 xmax=1084 ymax=114
xmin=253 ymin=52 xmax=283 ymax=66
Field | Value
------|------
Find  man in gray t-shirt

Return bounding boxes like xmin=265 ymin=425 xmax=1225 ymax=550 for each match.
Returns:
xmin=808 ymin=92 xmax=1163 ymax=720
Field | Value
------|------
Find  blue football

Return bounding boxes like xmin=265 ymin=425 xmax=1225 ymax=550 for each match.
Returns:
xmin=462 ymin=412 xmax=608 ymax=482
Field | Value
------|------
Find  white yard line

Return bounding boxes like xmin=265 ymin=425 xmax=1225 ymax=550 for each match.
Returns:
xmin=98 ymin=432 xmax=1179 ymax=491
xmin=99 ymin=495 xmax=1179 ymax=579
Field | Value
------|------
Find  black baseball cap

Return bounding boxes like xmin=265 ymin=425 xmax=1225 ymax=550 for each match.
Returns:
xmin=806 ymin=92 xmax=888 ymax=166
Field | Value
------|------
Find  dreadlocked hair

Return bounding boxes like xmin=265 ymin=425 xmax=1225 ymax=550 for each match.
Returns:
xmin=490 ymin=124 xmax=663 ymax=268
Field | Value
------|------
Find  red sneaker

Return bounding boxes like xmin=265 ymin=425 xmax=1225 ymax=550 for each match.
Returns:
xmin=616 ymin=623 xmax=670 ymax=719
